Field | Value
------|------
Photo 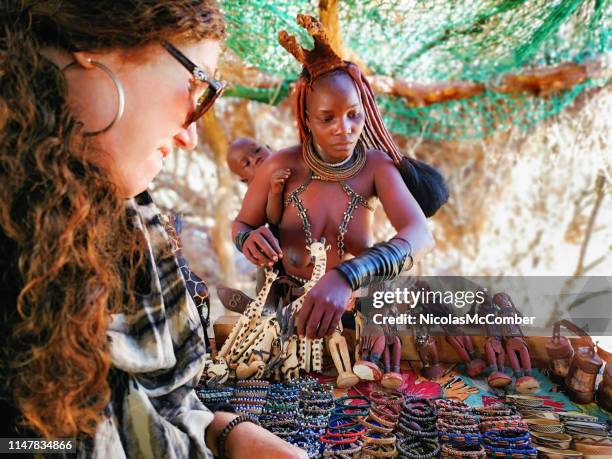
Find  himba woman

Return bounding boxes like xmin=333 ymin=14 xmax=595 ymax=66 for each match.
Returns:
xmin=233 ymin=15 xmax=448 ymax=348
xmin=0 ymin=1 xmax=305 ymax=457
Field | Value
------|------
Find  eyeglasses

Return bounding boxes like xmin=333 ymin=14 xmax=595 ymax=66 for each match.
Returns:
xmin=162 ymin=41 xmax=226 ymax=128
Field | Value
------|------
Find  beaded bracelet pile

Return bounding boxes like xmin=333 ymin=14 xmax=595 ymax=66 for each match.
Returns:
xmin=358 ymin=393 xmax=402 ymax=458
xmin=436 ymin=414 xmax=479 ymax=434
xmin=300 ymin=383 xmax=335 ymax=418
xmin=288 ymin=428 xmax=323 ymax=459
xmin=479 ymin=419 xmax=528 ymax=432
xmin=440 ymin=442 xmax=486 ymax=458
xmin=397 ymin=436 xmax=440 ymax=459
xmin=396 ymin=397 xmax=440 ymax=459
xmin=230 ymin=379 xmax=270 ymax=419
xmin=260 ymin=383 xmax=300 ymax=439
xmin=321 ymin=395 xmax=372 ymax=457
xmin=370 ymin=390 xmax=404 ymax=408
xmin=472 ymin=404 xmax=517 ymax=418
xmin=434 ymin=399 xmax=471 ymax=416
xmin=476 ymin=401 xmax=528 ymax=433
xmin=482 ymin=429 xmax=538 ymax=458
xmin=475 ymin=401 xmax=536 ymax=458
xmin=196 ymin=386 xmax=234 ymax=410
xmin=434 ymin=398 xmax=482 ymax=457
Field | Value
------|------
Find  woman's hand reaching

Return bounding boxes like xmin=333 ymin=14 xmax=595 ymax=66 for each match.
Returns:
xmin=242 ymin=226 xmax=282 ymax=267
xmin=296 ymin=269 xmax=353 ymax=339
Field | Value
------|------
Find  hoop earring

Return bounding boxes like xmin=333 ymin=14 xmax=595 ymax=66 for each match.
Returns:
xmin=62 ymin=60 xmax=125 ymax=136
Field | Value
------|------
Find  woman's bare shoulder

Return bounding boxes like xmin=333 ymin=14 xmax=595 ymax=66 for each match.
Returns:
xmin=365 ymin=148 xmax=396 ymax=171
xmin=262 ymin=145 xmax=303 ymax=169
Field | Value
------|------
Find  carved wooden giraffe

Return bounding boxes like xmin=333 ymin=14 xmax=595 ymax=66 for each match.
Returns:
xmin=234 ymin=240 xmax=328 ymax=381
xmin=206 ymin=240 xmax=329 ymax=384
xmin=236 ymin=316 xmax=280 ymax=379
xmin=205 ymin=269 xmax=278 ymax=384
xmin=280 ymin=241 xmax=328 ymax=373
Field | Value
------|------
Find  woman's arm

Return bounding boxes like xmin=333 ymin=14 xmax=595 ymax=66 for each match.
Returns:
xmin=296 ymin=151 xmax=435 ymax=339
xmin=232 ymin=155 xmax=285 ymax=267
xmin=206 ymin=411 xmax=306 ymax=459
xmin=372 ymin=151 xmax=435 ymax=260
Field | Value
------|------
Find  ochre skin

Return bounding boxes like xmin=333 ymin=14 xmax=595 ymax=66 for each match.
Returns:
xmin=233 ymin=72 xmax=433 ymax=339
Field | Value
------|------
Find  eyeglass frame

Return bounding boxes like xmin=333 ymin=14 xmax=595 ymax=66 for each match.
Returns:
xmin=162 ymin=41 xmax=226 ymax=128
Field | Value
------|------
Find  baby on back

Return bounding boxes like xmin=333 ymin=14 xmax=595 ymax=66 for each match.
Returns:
xmin=227 ymin=137 xmax=290 ymax=225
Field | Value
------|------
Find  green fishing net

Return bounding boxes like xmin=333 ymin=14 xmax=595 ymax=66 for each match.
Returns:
xmin=221 ymin=0 xmax=611 ymax=139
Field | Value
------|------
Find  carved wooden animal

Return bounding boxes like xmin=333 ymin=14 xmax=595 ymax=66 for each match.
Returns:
xmin=205 ymin=269 xmax=277 ymax=383
xmin=206 ymin=240 xmax=328 ymax=384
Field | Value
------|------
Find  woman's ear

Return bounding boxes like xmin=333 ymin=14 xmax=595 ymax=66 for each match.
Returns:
xmin=71 ymin=51 xmax=96 ymax=70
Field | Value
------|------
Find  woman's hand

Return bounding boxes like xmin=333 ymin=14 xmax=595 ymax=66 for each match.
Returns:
xmin=226 ymin=421 xmax=307 ymax=459
xmin=296 ymin=270 xmax=352 ymax=339
xmin=242 ymin=226 xmax=282 ymax=267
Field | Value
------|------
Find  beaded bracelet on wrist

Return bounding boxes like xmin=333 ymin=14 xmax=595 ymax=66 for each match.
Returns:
xmin=217 ymin=414 xmax=259 ymax=459
xmin=233 ymin=230 xmax=252 ymax=252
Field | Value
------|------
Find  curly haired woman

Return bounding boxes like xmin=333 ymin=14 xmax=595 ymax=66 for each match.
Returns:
xmin=0 ymin=1 xmax=304 ymax=457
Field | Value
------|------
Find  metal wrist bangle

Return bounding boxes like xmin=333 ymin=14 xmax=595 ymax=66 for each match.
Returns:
xmin=234 ymin=230 xmax=252 ymax=252
xmin=334 ymin=239 xmax=410 ymax=291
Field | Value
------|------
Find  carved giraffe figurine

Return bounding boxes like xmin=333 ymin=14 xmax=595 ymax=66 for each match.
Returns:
xmin=277 ymin=240 xmax=328 ymax=375
xmin=287 ymin=240 xmax=359 ymax=388
xmin=236 ymin=314 xmax=280 ymax=379
xmin=205 ymin=268 xmax=278 ymax=384
xmin=212 ymin=240 xmax=328 ymax=383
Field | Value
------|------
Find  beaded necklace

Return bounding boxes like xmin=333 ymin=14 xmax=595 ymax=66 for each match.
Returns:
xmin=302 ymin=137 xmax=366 ymax=182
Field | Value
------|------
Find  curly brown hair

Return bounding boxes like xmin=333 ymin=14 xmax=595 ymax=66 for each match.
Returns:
xmin=0 ymin=0 xmax=225 ymax=439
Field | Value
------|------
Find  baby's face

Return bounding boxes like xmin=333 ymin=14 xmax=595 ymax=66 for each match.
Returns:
xmin=228 ymin=140 xmax=272 ymax=184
